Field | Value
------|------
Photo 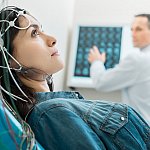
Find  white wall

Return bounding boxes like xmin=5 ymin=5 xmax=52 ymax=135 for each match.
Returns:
xmin=7 ymin=0 xmax=75 ymax=91
xmin=74 ymin=0 xmax=150 ymax=24
xmin=65 ymin=0 xmax=150 ymax=102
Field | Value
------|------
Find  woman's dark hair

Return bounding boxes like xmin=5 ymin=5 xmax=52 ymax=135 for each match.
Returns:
xmin=0 ymin=6 xmax=53 ymax=120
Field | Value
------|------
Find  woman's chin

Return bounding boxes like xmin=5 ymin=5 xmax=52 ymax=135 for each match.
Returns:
xmin=58 ymin=60 xmax=65 ymax=70
xmin=50 ymin=64 xmax=64 ymax=75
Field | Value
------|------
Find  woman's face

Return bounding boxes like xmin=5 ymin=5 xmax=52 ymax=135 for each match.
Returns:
xmin=12 ymin=14 xmax=64 ymax=76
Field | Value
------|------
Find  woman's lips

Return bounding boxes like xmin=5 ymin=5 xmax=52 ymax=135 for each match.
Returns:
xmin=51 ymin=50 xmax=59 ymax=56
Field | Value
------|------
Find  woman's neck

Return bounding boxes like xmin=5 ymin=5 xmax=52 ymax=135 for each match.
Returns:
xmin=32 ymin=80 xmax=50 ymax=92
xmin=19 ymin=76 xmax=50 ymax=92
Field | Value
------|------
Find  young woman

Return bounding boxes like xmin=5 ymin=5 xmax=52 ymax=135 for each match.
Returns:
xmin=0 ymin=6 xmax=150 ymax=150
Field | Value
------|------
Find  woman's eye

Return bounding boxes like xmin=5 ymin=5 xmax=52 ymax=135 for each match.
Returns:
xmin=31 ymin=29 xmax=39 ymax=37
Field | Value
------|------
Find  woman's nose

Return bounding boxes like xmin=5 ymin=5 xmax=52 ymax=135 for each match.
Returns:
xmin=47 ymin=35 xmax=57 ymax=47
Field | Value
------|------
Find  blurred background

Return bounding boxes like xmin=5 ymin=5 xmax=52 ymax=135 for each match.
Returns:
xmin=3 ymin=0 xmax=150 ymax=102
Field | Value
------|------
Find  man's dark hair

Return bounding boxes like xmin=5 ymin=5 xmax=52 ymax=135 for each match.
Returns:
xmin=135 ymin=14 xmax=150 ymax=29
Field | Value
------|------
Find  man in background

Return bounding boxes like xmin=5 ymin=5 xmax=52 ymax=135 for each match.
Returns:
xmin=88 ymin=14 xmax=150 ymax=125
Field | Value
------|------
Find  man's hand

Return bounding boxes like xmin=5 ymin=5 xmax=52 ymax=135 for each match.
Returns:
xmin=88 ymin=46 xmax=106 ymax=64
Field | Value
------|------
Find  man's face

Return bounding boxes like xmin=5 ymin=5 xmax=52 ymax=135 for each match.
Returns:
xmin=131 ymin=16 xmax=150 ymax=48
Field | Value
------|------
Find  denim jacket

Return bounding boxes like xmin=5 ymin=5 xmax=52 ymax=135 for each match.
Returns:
xmin=27 ymin=91 xmax=150 ymax=150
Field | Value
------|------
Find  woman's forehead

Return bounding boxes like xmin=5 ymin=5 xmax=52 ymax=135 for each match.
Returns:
xmin=19 ymin=14 xmax=41 ymax=28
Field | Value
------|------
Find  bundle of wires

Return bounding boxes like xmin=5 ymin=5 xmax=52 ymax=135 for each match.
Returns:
xmin=0 ymin=97 xmax=37 ymax=150
xmin=0 ymin=1 xmax=42 ymax=149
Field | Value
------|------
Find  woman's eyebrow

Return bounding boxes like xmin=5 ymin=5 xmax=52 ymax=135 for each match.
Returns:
xmin=26 ymin=24 xmax=39 ymax=31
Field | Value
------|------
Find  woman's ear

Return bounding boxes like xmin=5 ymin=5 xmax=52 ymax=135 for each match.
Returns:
xmin=8 ymin=59 xmax=12 ymax=66
xmin=8 ymin=59 xmax=16 ymax=68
